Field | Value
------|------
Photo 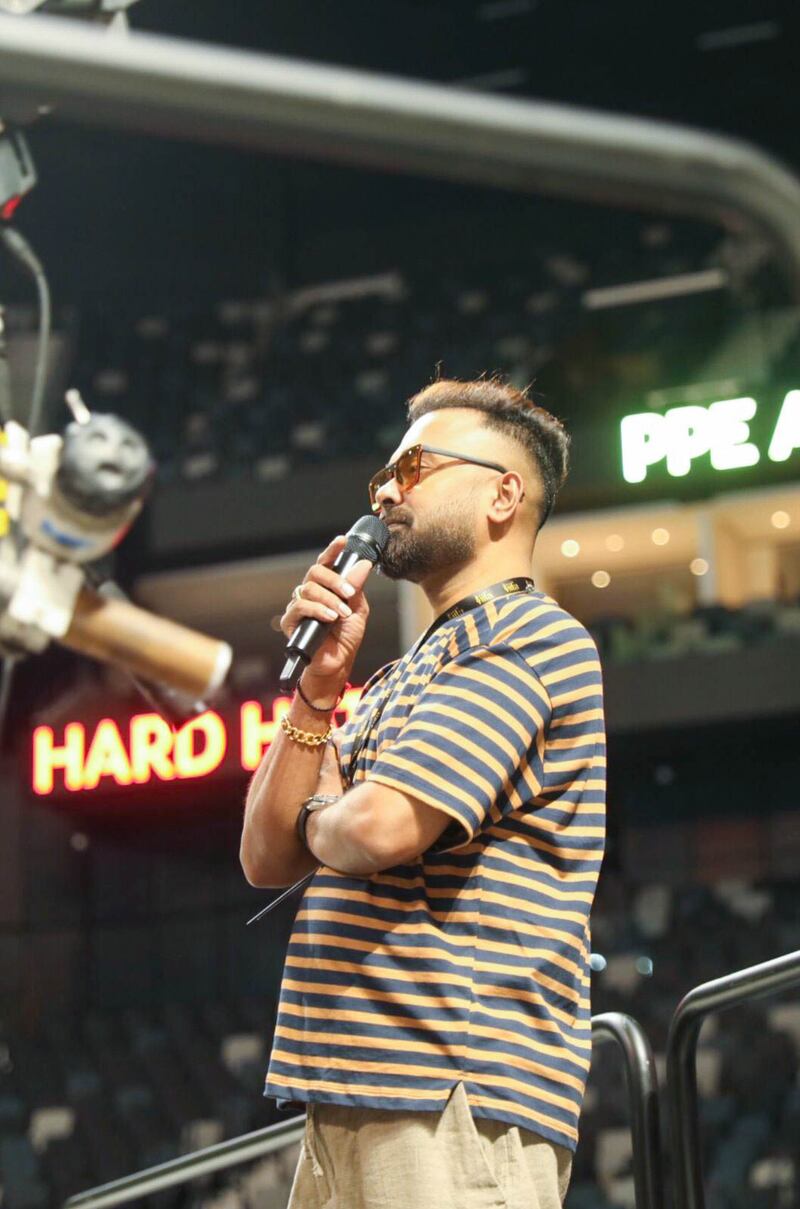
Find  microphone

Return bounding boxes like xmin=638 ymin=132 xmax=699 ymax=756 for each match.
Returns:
xmin=279 ymin=515 xmax=389 ymax=692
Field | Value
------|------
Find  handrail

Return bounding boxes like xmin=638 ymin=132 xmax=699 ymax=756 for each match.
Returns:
xmin=63 ymin=1013 xmax=663 ymax=1209
xmin=666 ymin=949 xmax=800 ymax=1209
xmin=0 ymin=16 xmax=800 ymax=294
xmin=593 ymin=1012 xmax=665 ymax=1209
xmin=62 ymin=1015 xmax=662 ymax=1204
xmin=63 ymin=1113 xmax=305 ymax=1209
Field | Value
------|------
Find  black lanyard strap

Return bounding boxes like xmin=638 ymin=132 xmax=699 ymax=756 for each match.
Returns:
xmin=415 ymin=576 xmax=537 ymax=651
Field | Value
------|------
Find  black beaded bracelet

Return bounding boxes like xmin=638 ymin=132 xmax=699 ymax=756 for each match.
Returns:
xmin=296 ymin=678 xmax=348 ymax=714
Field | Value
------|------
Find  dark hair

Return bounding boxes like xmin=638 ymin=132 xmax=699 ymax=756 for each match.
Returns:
xmin=407 ymin=376 xmax=570 ymax=529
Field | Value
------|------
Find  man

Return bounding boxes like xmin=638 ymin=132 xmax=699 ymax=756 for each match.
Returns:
xmin=240 ymin=376 xmax=606 ymax=1209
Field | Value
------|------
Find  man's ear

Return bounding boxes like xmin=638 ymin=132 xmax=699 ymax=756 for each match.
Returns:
xmin=489 ymin=471 xmax=526 ymax=522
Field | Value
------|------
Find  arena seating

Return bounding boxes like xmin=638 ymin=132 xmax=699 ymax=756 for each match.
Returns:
xmin=588 ymin=598 xmax=800 ymax=665
xmin=0 ymin=996 xmax=282 ymax=1209
xmin=56 ymin=216 xmax=733 ymax=489
xmin=2 ymin=878 xmax=799 ymax=1209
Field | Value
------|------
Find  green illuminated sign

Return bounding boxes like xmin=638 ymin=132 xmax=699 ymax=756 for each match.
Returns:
xmin=621 ymin=390 xmax=800 ymax=484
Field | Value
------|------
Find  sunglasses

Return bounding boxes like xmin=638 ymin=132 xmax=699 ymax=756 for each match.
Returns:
xmin=368 ymin=443 xmax=508 ymax=513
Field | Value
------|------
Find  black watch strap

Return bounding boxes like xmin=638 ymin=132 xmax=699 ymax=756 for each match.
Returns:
xmin=296 ymin=794 xmax=340 ymax=850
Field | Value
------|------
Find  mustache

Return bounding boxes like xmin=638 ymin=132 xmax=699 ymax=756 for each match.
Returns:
xmin=383 ymin=509 xmax=413 ymax=526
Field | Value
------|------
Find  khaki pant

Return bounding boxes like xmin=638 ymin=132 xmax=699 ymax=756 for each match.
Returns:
xmin=286 ymin=1082 xmax=572 ymax=1209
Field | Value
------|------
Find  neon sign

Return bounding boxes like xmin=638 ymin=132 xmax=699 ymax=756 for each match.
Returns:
xmin=31 ymin=687 xmax=364 ymax=796
xmin=620 ymin=390 xmax=800 ymax=484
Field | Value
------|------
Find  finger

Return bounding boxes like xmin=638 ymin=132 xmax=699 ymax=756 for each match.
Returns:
xmin=340 ymin=557 xmax=375 ymax=594
xmin=305 ymin=562 xmax=358 ymax=600
xmin=299 ymin=581 xmax=353 ymax=620
xmin=280 ymin=598 xmax=342 ymax=638
xmin=316 ymin=535 xmax=347 ymax=568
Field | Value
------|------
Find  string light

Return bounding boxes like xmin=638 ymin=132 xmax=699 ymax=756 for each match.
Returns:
xmin=591 ymin=570 xmax=611 ymax=589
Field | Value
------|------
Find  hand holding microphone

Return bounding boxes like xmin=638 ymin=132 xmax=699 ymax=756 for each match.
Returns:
xmin=279 ymin=515 xmax=389 ymax=694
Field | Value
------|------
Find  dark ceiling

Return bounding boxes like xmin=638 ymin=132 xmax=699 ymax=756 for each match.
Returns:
xmin=5 ymin=1 xmax=799 ymax=305
xmin=134 ymin=0 xmax=799 ymax=162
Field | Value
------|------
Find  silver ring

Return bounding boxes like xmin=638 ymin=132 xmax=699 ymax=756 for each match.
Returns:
xmin=291 ymin=584 xmax=305 ymax=603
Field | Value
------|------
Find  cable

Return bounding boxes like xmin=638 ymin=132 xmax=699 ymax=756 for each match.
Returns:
xmin=0 ymin=652 xmax=21 ymax=753
xmin=246 ymin=868 xmax=319 ymax=926
xmin=0 ymin=226 xmax=51 ymax=748
xmin=0 ymin=308 xmax=14 ymax=426
xmin=0 ymin=224 xmax=51 ymax=437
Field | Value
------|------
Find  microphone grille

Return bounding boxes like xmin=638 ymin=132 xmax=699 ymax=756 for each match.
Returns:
xmin=346 ymin=514 xmax=390 ymax=562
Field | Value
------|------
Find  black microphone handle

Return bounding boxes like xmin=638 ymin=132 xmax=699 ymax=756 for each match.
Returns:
xmin=279 ymin=545 xmax=370 ymax=692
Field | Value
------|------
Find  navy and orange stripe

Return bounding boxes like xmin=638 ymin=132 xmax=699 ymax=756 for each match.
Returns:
xmin=264 ymin=588 xmax=605 ymax=1152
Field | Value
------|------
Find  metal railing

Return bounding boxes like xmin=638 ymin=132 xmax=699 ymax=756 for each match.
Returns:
xmin=593 ymin=1012 xmax=665 ymax=1209
xmin=64 ymin=1113 xmax=305 ymax=1209
xmin=64 ymin=1013 xmax=663 ymax=1209
xmin=0 ymin=15 xmax=800 ymax=294
xmin=666 ymin=949 xmax=800 ymax=1209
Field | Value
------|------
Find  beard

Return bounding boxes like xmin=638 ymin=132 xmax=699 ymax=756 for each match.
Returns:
xmin=380 ymin=499 xmax=477 ymax=582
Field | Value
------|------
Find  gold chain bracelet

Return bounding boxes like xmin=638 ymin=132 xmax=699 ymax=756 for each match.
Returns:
xmin=280 ymin=713 xmax=332 ymax=748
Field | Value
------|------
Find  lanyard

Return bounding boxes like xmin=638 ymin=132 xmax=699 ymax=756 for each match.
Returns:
xmin=413 ymin=576 xmax=537 ymax=654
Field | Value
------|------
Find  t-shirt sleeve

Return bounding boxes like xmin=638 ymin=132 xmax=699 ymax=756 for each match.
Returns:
xmin=366 ymin=643 xmax=552 ymax=852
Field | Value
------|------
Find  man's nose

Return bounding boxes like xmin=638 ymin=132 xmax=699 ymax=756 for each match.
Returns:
xmin=375 ymin=475 xmax=403 ymax=511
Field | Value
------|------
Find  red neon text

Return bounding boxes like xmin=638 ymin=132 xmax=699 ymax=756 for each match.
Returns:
xmin=31 ymin=689 xmax=364 ymax=796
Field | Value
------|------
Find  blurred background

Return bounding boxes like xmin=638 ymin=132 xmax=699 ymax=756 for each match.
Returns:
xmin=1 ymin=2 xmax=800 ymax=1207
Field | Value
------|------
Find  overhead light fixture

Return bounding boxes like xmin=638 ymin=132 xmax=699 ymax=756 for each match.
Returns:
xmin=771 ymin=510 xmax=790 ymax=529
xmin=454 ymin=67 xmax=528 ymax=92
xmin=696 ymin=21 xmax=780 ymax=52
xmin=583 ymin=268 xmax=727 ymax=311
xmin=690 ymin=559 xmax=709 ymax=576
xmin=561 ymin=539 xmax=580 ymax=558
xmin=591 ymin=571 xmax=611 ymax=589
xmin=651 ymin=528 xmax=670 ymax=546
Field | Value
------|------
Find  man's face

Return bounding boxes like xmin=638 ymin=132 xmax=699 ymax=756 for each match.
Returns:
xmin=374 ymin=409 xmax=510 ymax=583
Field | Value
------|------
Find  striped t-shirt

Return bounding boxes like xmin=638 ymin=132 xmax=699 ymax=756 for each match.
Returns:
xmin=264 ymin=587 xmax=606 ymax=1151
